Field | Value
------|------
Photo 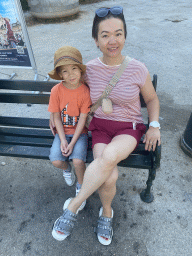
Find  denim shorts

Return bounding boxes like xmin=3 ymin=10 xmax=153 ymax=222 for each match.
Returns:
xmin=49 ymin=133 xmax=88 ymax=162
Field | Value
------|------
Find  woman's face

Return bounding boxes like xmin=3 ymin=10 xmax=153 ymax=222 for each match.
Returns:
xmin=95 ymin=18 xmax=126 ymax=59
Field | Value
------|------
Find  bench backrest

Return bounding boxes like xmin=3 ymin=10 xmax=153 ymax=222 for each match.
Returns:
xmin=0 ymin=75 xmax=157 ymax=107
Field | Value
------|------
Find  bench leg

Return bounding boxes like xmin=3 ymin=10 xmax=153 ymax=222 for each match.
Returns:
xmin=140 ymin=168 xmax=156 ymax=203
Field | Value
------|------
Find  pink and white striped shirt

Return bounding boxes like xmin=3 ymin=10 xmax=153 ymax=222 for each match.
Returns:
xmin=84 ymin=57 xmax=148 ymax=123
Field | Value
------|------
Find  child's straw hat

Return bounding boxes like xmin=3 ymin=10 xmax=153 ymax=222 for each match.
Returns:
xmin=48 ymin=46 xmax=86 ymax=80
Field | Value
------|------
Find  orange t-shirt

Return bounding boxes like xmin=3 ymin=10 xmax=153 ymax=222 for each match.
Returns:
xmin=48 ymin=82 xmax=91 ymax=135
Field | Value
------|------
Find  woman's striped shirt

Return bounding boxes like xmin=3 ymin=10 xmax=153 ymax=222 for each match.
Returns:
xmin=84 ymin=57 xmax=148 ymax=123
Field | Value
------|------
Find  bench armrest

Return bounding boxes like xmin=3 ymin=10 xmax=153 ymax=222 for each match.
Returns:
xmin=151 ymin=143 xmax=161 ymax=169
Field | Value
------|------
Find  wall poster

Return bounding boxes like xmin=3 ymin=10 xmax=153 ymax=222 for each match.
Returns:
xmin=0 ymin=0 xmax=36 ymax=69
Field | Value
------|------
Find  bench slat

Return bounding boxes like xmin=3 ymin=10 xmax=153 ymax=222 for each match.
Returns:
xmin=0 ymin=143 xmax=51 ymax=159
xmin=0 ymin=126 xmax=53 ymax=137
xmin=0 ymin=116 xmax=49 ymax=128
xmin=0 ymin=79 xmax=55 ymax=92
xmin=0 ymin=135 xmax=53 ymax=147
xmin=0 ymin=143 xmax=151 ymax=168
xmin=119 ymin=154 xmax=152 ymax=169
xmin=0 ymin=93 xmax=50 ymax=104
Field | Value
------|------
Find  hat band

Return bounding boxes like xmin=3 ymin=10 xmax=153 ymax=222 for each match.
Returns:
xmin=54 ymin=56 xmax=82 ymax=67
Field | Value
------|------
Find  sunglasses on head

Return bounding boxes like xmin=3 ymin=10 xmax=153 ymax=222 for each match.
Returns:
xmin=95 ymin=6 xmax=123 ymax=18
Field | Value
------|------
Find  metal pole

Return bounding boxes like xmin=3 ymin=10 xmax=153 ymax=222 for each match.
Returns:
xmin=14 ymin=0 xmax=38 ymax=80
xmin=180 ymin=113 xmax=192 ymax=158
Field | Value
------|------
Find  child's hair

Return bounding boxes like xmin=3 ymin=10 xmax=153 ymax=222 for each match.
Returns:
xmin=92 ymin=9 xmax=127 ymax=40
xmin=56 ymin=66 xmax=63 ymax=75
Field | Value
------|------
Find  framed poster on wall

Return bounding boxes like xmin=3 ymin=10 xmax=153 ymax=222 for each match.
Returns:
xmin=0 ymin=0 xmax=36 ymax=70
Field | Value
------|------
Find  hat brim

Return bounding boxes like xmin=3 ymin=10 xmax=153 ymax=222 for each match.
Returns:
xmin=48 ymin=59 xmax=86 ymax=80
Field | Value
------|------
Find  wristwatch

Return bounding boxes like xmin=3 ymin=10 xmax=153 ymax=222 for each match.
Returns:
xmin=149 ymin=121 xmax=161 ymax=129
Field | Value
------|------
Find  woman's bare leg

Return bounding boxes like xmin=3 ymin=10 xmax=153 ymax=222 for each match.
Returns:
xmin=93 ymin=143 xmax=118 ymax=218
xmin=67 ymin=134 xmax=137 ymax=214
xmin=98 ymin=168 xmax=118 ymax=216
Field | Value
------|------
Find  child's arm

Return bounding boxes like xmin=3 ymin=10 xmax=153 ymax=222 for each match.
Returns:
xmin=53 ymin=112 xmax=68 ymax=155
xmin=64 ymin=113 xmax=88 ymax=157
xmin=49 ymin=112 xmax=56 ymax=136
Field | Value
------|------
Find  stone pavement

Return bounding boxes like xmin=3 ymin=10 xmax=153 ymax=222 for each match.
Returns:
xmin=0 ymin=0 xmax=192 ymax=255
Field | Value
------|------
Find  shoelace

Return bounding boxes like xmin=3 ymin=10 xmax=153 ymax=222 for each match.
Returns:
xmin=63 ymin=171 xmax=72 ymax=180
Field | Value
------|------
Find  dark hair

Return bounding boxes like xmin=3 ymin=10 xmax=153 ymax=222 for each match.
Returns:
xmin=56 ymin=66 xmax=62 ymax=74
xmin=92 ymin=11 xmax=127 ymax=40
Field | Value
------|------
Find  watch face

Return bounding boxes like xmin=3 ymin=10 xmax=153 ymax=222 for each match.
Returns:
xmin=149 ymin=121 xmax=160 ymax=128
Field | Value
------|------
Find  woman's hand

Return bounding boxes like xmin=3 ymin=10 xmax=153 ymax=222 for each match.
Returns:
xmin=49 ymin=113 xmax=56 ymax=136
xmin=143 ymin=127 xmax=161 ymax=151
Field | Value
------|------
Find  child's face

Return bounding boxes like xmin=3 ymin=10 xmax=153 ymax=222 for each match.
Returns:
xmin=59 ymin=64 xmax=82 ymax=87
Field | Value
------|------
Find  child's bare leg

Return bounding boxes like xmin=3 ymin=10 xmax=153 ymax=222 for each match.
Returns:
xmin=52 ymin=160 xmax=69 ymax=170
xmin=72 ymin=159 xmax=86 ymax=185
xmin=52 ymin=160 xmax=75 ymax=186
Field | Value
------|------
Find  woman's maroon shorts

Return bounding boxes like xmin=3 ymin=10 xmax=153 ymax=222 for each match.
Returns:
xmin=89 ymin=117 xmax=146 ymax=149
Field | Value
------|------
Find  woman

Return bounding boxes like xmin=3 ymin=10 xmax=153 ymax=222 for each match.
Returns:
xmin=50 ymin=6 xmax=161 ymax=245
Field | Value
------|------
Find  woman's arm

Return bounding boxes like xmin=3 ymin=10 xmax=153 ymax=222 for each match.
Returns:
xmin=140 ymin=72 xmax=161 ymax=151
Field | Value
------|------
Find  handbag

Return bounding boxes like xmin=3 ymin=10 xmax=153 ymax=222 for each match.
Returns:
xmin=85 ymin=56 xmax=132 ymax=128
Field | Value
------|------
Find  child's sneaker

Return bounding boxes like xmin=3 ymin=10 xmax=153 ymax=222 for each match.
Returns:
xmin=63 ymin=164 xmax=75 ymax=186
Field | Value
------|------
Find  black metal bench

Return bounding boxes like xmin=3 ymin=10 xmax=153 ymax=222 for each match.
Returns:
xmin=0 ymin=76 xmax=161 ymax=203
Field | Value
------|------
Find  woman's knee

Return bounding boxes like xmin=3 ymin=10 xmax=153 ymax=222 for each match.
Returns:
xmin=101 ymin=145 xmax=119 ymax=167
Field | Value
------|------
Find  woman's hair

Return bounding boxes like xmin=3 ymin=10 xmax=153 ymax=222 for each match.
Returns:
xmin=92 ymin=11 xmax=127 ymax=40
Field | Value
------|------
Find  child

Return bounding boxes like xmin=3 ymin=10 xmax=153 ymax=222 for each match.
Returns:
xmin=48 ymin=46 xmax=91 ymax=215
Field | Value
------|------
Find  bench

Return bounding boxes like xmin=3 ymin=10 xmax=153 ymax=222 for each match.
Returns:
xmin=0 ymin=75 xmax=161 ymax=203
